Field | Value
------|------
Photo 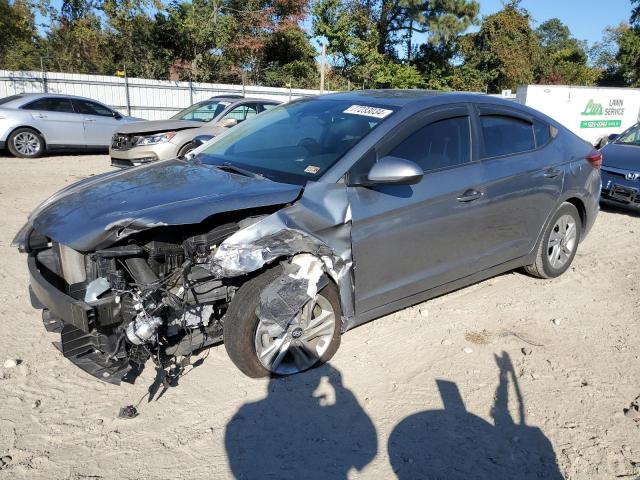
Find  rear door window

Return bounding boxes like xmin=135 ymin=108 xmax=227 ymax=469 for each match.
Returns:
xmin=480 ymin=115 xmax=535 ymax=158
xmin=22 ymin=97 xmax=75 ymax=113
xmin=390 ymin=116 xmax=472 ymax=172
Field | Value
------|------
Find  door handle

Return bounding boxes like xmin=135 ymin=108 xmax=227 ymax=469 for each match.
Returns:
xmin=35 ymin=114 xmax=47 ymax=118
xmin=84 ymin=118 xmax=97 ymax=122
xmin=544 ymin=168 xmax=562 ymax=179
xmin=457 ymin=189 xmax=483 ymax=202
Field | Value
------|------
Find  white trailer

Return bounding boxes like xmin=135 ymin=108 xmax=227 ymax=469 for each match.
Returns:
xmin=516 ymin=85 xmax=640 ymax=147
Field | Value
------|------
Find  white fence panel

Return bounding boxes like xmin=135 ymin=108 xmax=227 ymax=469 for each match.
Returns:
xmin=0 ymin=70 xmax=324 ymax=120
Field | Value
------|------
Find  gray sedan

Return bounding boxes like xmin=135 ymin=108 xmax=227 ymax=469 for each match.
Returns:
xmin=0 ymin=93 xmax=142 ymax=158
xmin=14 ymin=91 xmax=601 ymax=382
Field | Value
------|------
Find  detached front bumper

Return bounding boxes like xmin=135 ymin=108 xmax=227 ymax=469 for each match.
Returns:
xmin=27 ymin=251 xmax=141 ymax=384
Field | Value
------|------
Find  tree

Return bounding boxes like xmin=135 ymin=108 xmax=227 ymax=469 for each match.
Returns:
xmin=458 ymin=2 xmax=540 ymax=93
xmin=0 ymin=0 xmax=42 ymax=70
xmin=313 ymin=0 xmax=477 ymax=89
xmin=535 ymin=18 xmax=600 ymax=86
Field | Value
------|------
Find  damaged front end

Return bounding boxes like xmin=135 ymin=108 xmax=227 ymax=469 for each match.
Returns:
xmin=22 ymin=221 xmax=244 ymax=384
xmin=15 ymin=157 xmax=355 ymax=384
xmin=18 ymin=193 xmax=354 ymax=384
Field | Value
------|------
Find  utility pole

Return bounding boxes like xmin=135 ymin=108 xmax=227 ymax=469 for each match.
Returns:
xmin=320 ymin=43 xmax=326 ymax=94
xmin=40 ymin=56 xmax=48 ymax=93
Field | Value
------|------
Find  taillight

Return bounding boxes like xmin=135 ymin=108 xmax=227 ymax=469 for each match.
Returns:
xmin=585 ymin=149 xmax=602 ymax=169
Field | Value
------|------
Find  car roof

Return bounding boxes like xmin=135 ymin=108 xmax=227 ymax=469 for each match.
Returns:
xmin=318 ymin=89 xmax=549 ymax=120
xmin=202 ymin=96 xmax=281 ymax=104
xmin=1 ymin=92 xmax=111 ymax=107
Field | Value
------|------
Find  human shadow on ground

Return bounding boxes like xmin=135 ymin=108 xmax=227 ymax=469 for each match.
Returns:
xmin=225 ymin=363 xmax=377 ymax=480
xmin=388 ymin=351 xmax=564 ymax=480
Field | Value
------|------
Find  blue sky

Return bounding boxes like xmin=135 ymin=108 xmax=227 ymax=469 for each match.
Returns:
xmin=479 ymin=0 xmax=631 ymax=45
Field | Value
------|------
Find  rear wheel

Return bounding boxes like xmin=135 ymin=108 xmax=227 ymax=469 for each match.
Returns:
xmin=525 ymin=202 xmax=581 ymax=279
xmin=8 ymin=128 xmax=45 ymax=158
xmin=223 ymin=267 xmax=342 ymax=378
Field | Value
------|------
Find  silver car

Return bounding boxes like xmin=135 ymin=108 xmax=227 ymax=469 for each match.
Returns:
xmin=0 ymin=93 xmax=142 ymax=158
xmin=109 ymin=96 xmax=280 ymax=167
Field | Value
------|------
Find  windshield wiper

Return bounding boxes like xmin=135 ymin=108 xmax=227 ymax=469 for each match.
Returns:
xmin=216 ymin=162 xmax=264 ymax=179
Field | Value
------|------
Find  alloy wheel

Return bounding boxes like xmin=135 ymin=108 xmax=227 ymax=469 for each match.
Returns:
xmin=254 ymin=294 xmax=336 ymax=375
xmin=547 ymin=214 xmax=577 ymax=269
xmin=13 ymin=132 xmax=41 ymax=156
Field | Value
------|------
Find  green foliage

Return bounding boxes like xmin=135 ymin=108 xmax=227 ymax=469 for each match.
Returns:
xmin=0 ymin=0 xmax=42 ymax=70
xmin=459 ymin=3 xmax=541 ymax=92
xmin=535 ymin=18 xmax=600 ymax=86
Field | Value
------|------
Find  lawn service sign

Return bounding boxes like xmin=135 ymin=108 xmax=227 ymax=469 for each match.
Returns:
xmin=517 ymin=85 xmax=640 ymax=145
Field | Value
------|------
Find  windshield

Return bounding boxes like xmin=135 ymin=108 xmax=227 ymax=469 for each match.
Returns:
xmin=616 ymin=124 xmax=640 ymax=146
xmin=195 ymin=98 xmax=395 ymax=185
xmin=172 ymin=100 xmax=228 ymax=122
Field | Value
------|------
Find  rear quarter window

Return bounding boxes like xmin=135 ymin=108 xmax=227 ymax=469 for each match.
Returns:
xmin=534 ymin=119 xmax=551 ymax=147
xmin=480 ymin=115 xmax=535 ymax=159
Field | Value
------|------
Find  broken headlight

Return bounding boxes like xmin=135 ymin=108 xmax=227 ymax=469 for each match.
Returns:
xmin=11 ymin=223 xmax=48 ymax=253
xmin=134 ymin=131 xmax=177 ymax=146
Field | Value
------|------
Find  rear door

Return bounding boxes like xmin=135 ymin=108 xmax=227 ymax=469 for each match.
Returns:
xmin=21 ymin=97 xmax=85 ymax=147
xmin=472 ymin=105 xmax=563 ymax=267
xmin=72 ymin=99 xmax=121 ymax=147
xmin=348 ymin=104 xmax=489 ymax=314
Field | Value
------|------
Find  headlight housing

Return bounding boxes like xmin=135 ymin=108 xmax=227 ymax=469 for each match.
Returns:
xmin=134 ymin=131 xmax=177 ymax=146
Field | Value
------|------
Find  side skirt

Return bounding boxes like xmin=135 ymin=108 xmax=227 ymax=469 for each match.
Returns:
xmin=347 ymin=256 xmax=528 ymax=331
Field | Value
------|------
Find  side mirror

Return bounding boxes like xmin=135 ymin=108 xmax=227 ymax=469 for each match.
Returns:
xmin=191 ymin=134 xmax=214 ymax=149
xmin=608 ymin=133 xmax=620 ymax=142
xmin=216 ymin=118 xmax=238 ymax=128
xmin=366 ymin=156 xmax=424 ymax=185
xmin=112 ymin=111 xmax=123 ymax=120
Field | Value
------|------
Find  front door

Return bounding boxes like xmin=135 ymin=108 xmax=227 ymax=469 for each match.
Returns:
xmin=348 ymin=105 xmax=488 ymax=315
xmin=72 ymin=99 xmax=122 ymax=147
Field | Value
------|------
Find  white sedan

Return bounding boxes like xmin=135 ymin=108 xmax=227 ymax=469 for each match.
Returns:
xmin=0 ymin=93 xmax=143 ymax=158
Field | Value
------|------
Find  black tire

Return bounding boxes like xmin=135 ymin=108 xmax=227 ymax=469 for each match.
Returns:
xmin=223 ymin=267 xmax=342 ymax=378
xmin=177 ymin=142 xmax=195 ymax=158
xmin=525 ymin=202 xmax=582 ymax=279
xmin=7 ymin=127 xmax=45 ymax=158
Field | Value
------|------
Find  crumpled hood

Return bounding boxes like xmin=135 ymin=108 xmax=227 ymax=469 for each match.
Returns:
xmin=602 ymin=143 xmax=640 ymax=171
xmin=29 ymin=159 xmax=302 ymax=251
xmin=115 ymin=119 xmax=207 ymax=135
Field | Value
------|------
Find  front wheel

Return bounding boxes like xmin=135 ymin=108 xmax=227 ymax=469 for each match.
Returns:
xmin=177 ymin=142 xmax=196 ymax=158
xmin=525 ymin=202 xmax=581 ymax=279
xmin=223 ymin=267 xmax=342 ymax=378
xmin=8 ymin=128 xmax=45 ymax=158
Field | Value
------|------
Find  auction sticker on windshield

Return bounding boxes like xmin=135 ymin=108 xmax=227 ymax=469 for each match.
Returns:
xmin=304 ymin=165 xmax=321 ymax=174
xmin=344 ymin=105 xmax=393 ymax=119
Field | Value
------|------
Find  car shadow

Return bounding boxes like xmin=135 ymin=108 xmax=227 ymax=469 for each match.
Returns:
xmin=388 ymin=351 xmax=563 ymax=480
xmin=600 ymin=201 xmax=640 ymax=218
xmin=224 ymin=363 xmax=377 ymax=480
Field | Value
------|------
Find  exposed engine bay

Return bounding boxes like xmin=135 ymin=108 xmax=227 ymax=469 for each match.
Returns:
xmin=33 ymin=217 xmax=260 ymax=383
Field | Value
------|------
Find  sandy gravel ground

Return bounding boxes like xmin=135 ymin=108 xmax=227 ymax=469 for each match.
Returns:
xmin=0 ymin=154 xmax=638 ymax=480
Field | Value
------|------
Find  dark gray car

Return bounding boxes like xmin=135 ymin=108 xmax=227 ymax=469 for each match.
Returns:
xmin=600 ymin=122 xmax=640 ymax=209
xmin=13 ymin=91 xmax=601 ymax=384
